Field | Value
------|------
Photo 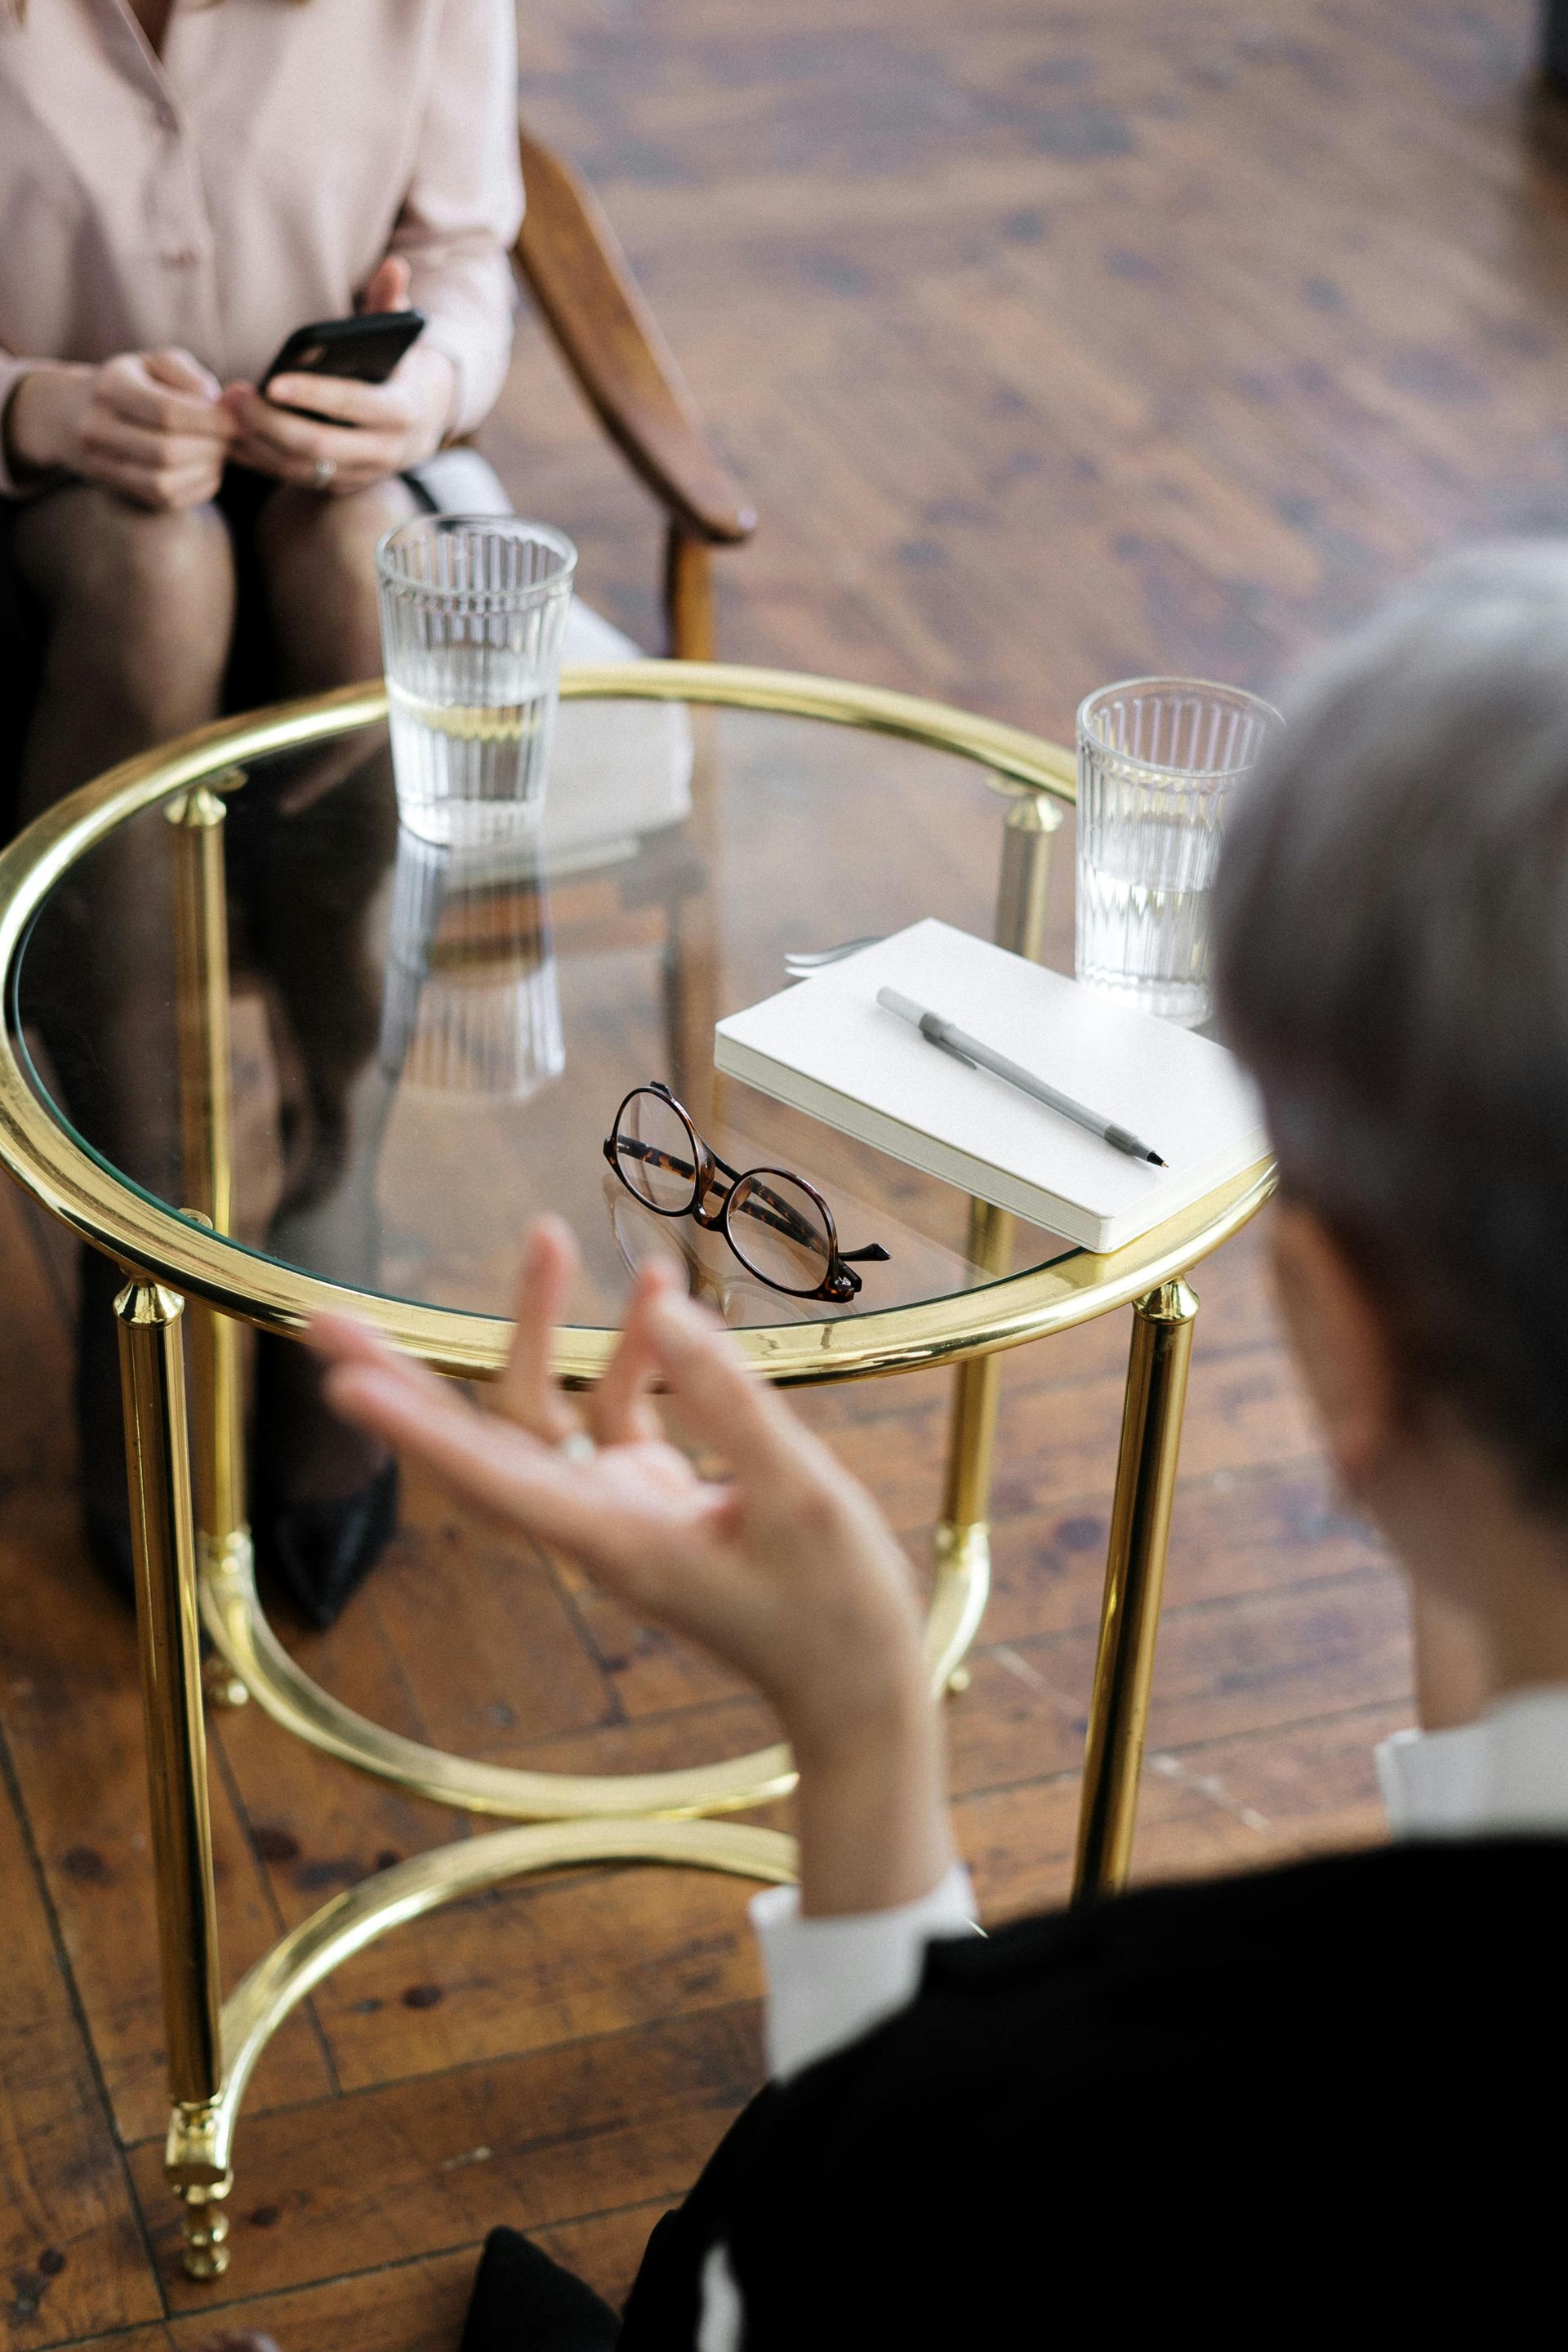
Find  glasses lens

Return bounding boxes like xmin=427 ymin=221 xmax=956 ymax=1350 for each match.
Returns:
xmin=727 ymin=1169 xmax=835 ymax=1294
xmin=613 ymin=1089 xmax=699 ymax=1214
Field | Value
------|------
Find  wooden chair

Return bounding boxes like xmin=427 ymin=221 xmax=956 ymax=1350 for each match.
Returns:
xmin=512 ymin=123 xmax=758 ymax=658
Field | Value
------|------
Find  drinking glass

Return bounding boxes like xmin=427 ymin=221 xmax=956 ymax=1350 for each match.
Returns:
xmin=376 ymin=514 xmax=577 ymax=846
xmin=1075 ymin=676 xmax=1281 ymax=1027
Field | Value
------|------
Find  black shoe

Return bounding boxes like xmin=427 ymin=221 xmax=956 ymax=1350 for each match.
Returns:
xmin=84 ymin=1505 xmax=136 ymax=1607
xmin=252 ymin=1327 xmax=401 ymax=1628
xmin=254 ymin=1454 xmax=399 ymax=1631
xmin=461 ymin=2226 xmax=621 ymax=2352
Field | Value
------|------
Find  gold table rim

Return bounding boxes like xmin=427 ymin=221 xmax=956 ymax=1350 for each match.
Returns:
xmin=0 ymin=659 xmax=1274 ymax=1381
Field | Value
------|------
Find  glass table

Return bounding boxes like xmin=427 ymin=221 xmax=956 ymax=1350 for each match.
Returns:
xmin=0 ymin=662 xmax=1272 ymax=2278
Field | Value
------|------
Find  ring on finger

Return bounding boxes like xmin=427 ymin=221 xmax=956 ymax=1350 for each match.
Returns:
xmin=557 ymin=1429 xmax=597 ymax=1465
xmin=313 ymin=456 xmax=336 ymax=488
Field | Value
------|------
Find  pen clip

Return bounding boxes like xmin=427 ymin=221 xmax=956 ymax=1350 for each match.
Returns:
xmin=929 ymin=1035 xmax=977 ymax=1071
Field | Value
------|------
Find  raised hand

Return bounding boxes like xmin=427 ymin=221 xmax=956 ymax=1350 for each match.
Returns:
xmin=311 ymin=1217 xmax=953 ymax=1914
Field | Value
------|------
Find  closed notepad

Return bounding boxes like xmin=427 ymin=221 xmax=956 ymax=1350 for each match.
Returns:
xmin=715 ymin=920 xmax=1270 ymax=1252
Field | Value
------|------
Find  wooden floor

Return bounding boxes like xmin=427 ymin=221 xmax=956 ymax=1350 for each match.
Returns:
xmin=4 ymin=0 xmax=1566 ymax=2341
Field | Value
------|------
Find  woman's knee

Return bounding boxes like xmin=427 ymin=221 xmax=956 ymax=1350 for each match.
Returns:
xmin=257 ymin=479 xmax=416 ymax=592
xmin=256 ymin=479 xmax=417 ymax=686
xmin=16 ymin=484 xmax=236 ymax=678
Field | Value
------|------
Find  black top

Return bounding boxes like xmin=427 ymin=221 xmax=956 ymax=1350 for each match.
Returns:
xmin=620 ymin=1841 xmax=1568 ymax=2343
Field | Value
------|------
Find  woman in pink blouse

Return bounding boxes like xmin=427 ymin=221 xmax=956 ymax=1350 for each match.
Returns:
xmin=0 ymin=0 xmax=523 ymax=1619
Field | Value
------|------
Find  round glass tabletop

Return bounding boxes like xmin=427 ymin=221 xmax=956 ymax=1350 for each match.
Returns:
xmin=13 ymin=670 xmax=1068 ymax=1312
xmin=0 ymin=666 xmax=1267 ymax=1379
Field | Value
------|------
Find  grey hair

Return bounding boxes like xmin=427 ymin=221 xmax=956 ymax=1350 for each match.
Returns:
xmin=1212 ymin=541 xmax=1568 ymax=1509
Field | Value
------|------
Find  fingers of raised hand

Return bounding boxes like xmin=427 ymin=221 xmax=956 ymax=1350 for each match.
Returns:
xmin=323 ymin=1345 xmax=678 ymax=1589
xmin=590 ymin=1258 xmax=681 ymax=1447
xmin=494 ymin=1217 xmax=584 ymax=1443
xmin=310 ymin=1312 xmax=452 ymax=1408
xmin=644 ymin=1291 xmax=808 ymax=1485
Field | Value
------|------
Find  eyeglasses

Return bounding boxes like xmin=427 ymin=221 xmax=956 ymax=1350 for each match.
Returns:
xmin=603 ymin=1082 xmax=890 ymax=1302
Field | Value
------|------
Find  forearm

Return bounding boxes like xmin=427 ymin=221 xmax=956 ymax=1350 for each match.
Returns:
xmin=396 ymin=260 xmax=515 ymax=439
xmin=395 ymin=343 xmax=461 ymax=456
xmin=793 ymin=1689 xmax=953 ymax=1918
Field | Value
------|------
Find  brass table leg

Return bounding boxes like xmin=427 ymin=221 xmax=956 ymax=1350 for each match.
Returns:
xmin=662 ymin=709 xmax=721 ymax=1131
xmin=168 ymin=785 xmax=248 ymax=1619
xmin=933 ymin=790 xmax=1064 ymax=1690
xmin=930 ymin=1200 xmax=1007 ymax=1693
xmin=117 ymin=1278 xmax=232 ymax=2279
xmin=1071 ymin=1279 xmax=1199 ymax=1904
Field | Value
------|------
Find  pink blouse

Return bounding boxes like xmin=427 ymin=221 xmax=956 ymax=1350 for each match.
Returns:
xmin=0 ymin=0 xmax=524 ymax=492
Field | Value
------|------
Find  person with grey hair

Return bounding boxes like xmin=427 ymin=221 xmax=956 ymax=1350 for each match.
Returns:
xmin=313 ymin=547 xmax=1568 ymax=2343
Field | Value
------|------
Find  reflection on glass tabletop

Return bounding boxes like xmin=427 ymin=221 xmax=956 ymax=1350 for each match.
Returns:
xmin=15 ymin=693 xmax=1078 ymax=1332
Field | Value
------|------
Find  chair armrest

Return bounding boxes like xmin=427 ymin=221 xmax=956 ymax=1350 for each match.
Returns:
xmin=514 ymin=123 xmax=757 ymax=546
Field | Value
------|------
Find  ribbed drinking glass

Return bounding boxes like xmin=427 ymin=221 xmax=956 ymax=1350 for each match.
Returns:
xmin=376 ymin=515 xmax=577 ymax=847
xmin=1075 ymin=676 xmax=1281 ymax=1027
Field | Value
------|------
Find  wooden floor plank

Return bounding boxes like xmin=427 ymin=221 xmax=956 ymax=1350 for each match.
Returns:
xmin=309 ymin=1857 xmax=763 ymax=2099
xmin=0 ymin=1766 xmax=163 ymax=2346
xmin=0 ymin=1474 xmax=331 ymax=2146
xmin=126 ymin=2007 xmax=766 ymax=2311
xmin=0 ymin=1181 xmax=329 ymax=2154
xmin=70 ymin=2251 xmax=475 ymax=2352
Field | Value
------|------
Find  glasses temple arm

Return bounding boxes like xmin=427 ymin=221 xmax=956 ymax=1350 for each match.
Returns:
xmin=610 ymin=1134 xmax=698 ymax=1180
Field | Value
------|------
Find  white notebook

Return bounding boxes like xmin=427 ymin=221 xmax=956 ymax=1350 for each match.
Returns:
xmin=715 ymin=920 xmax=1270 ymax=1252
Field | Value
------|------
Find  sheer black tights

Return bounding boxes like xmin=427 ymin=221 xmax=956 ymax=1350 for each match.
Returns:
xmin=11 ymin=475 xmax=418 ymax=1527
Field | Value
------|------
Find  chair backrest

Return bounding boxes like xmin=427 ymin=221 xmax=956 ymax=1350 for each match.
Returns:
xmin=512 ymin=122 xmax=757 ymax=658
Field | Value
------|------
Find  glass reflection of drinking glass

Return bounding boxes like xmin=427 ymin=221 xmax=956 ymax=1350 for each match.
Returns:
xmin=379 ymin=826 xmax=566 ymax=1102
xmin=376 ymin=514 xmax=577 ymax=847
xmin=1076 ymin=677 xmax=1282 ymax=1028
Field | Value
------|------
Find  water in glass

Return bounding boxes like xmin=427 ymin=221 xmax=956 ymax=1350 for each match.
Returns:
xmin=1075 ymin=678 xmax=1281 ymax=1027
xmin=377 ymin=516 xmax=576 ymax=847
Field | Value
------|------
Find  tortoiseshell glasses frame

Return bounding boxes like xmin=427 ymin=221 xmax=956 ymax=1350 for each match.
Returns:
xmin=603 ymin=1081 xmax=890 ymax=1303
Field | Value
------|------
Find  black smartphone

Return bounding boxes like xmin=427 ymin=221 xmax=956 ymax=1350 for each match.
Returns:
xmin=260 ymin=310 xmax=426 ymax=415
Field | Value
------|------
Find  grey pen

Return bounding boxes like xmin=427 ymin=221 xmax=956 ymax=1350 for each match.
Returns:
xmin=876 ymin=987 xmax=1167 ymax=1165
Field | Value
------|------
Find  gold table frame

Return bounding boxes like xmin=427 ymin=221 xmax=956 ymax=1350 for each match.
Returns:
xmin=0 ymin=662 xmax=1273 ymax=2279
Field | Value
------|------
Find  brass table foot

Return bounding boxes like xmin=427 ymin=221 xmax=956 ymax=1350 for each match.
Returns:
xmin=176 ymin=2180 xmax=231 ymax=2280
xmin=201 ymin=1656 xmax=248 ymax=1709
xmin=167 ymin=2099 xmax=232 ymax=2283
xmin=157 ymin=1815 xmax=794 ymax=2273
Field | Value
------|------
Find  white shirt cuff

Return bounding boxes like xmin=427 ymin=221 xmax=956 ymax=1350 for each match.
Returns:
xmin=751 ymin=1863 xmax=978 ymax=2082
xmin=1376 ymin=1723 xmax=1488 ymax=1837
xmin=1377 ymin=1689 xmax=1568 ymax=1838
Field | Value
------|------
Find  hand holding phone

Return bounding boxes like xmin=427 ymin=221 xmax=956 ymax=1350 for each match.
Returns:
xmin=260 ymin=310 xmax=427 ymax=421
xmin=225 ymin=261 xmax=457 ymax=493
